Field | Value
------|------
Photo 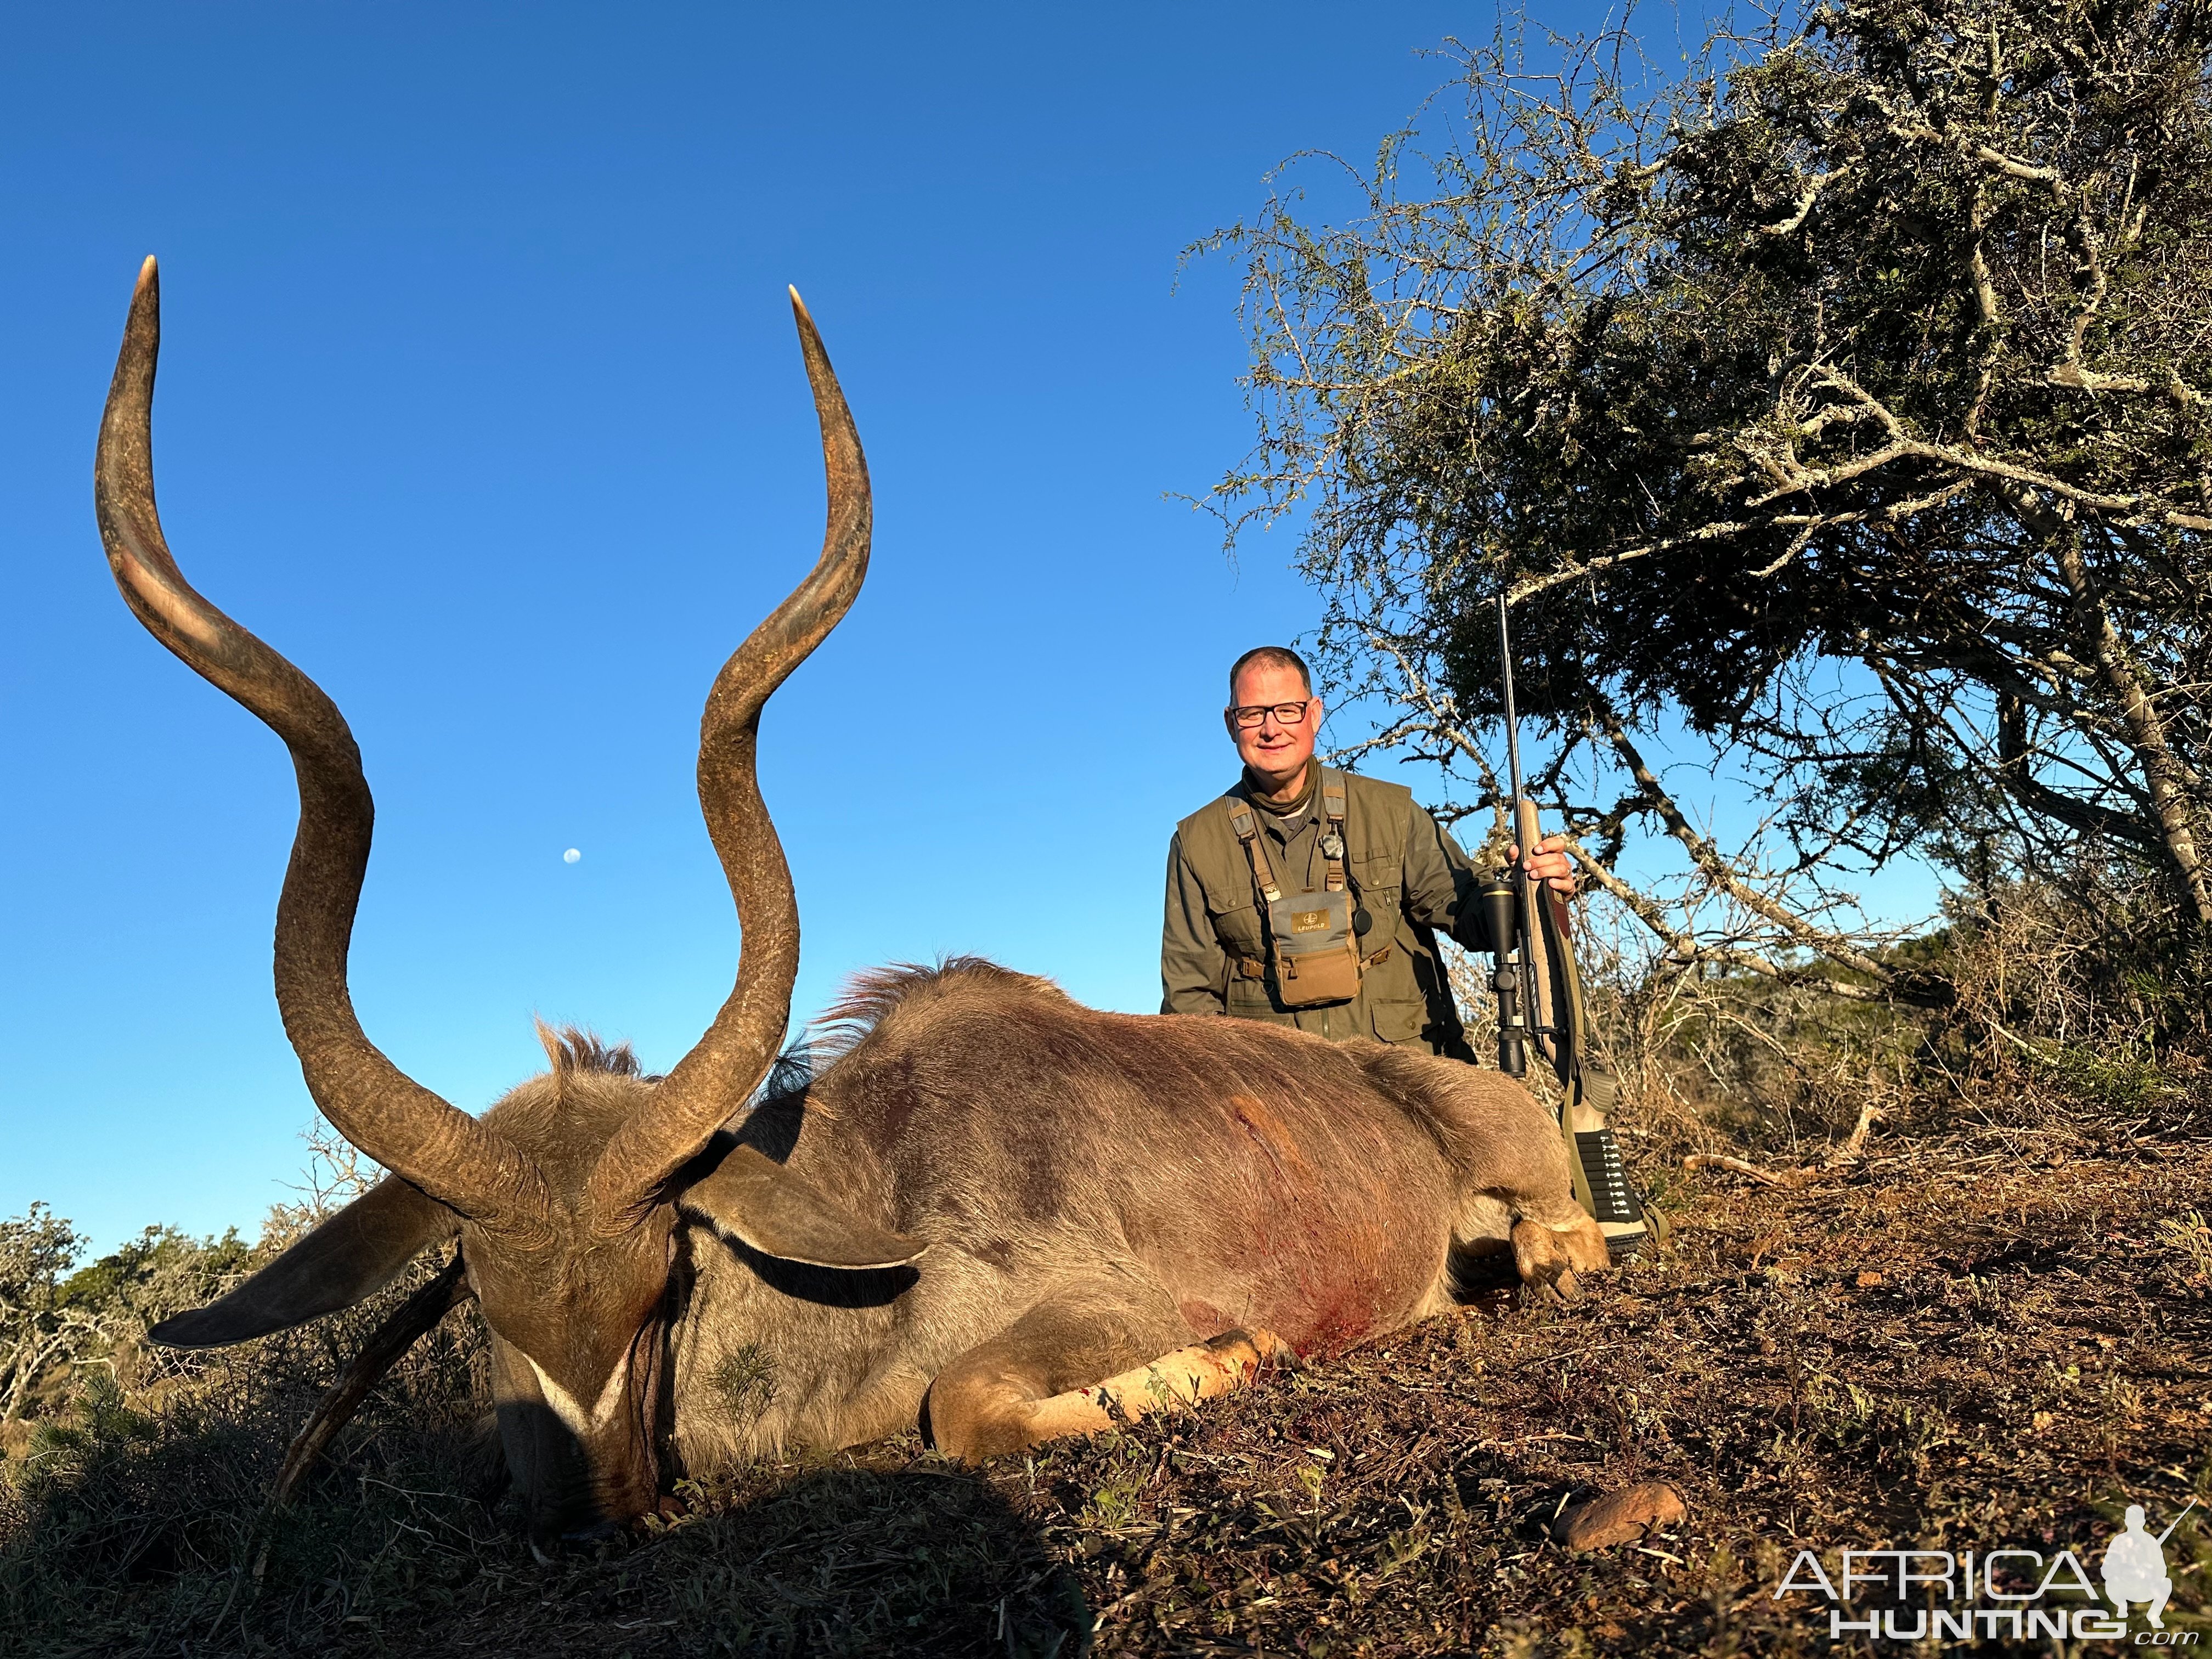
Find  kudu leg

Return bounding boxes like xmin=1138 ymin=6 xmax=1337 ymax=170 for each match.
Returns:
xmin=1507 ymin=1206 xmax=1612 ymax=1301
xmin=925 ymin=1283 xmax=1286 ymax=1463
xmin=1369 ymin=1051 xmax=1614 ymax=1301
xmin=1018 ymin=1328 xmax=1290 ymax=1446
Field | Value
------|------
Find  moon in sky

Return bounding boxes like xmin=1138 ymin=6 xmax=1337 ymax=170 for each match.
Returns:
xmin=563 ymin=848 xmax=581 ymax=864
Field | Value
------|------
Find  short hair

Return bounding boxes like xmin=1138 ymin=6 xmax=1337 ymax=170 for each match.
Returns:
xmin=1227 ymin=646 xmax=1313 ymax=701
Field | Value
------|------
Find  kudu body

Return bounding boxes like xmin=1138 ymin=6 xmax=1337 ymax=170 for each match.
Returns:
xmin=99 ymin=261 xmax=1608 ymax=1542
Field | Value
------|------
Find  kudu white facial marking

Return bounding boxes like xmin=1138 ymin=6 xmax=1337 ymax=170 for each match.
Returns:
xmin=523 ymin=1351 xmax=634 ymax=1437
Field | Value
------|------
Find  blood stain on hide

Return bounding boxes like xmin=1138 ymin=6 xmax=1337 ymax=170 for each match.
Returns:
xmin=1215 ymin=1092 xmax=1403 ymax=1358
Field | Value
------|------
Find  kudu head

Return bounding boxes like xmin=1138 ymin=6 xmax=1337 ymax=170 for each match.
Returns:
xmin=103 ymin=259 xmax=914 ymax=1541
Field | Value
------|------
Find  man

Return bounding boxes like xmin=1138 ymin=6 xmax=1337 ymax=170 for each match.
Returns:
xmin=2102 ymin=1504 xmax=2176 ymax=1629
xmin=1161 ymin=645 xmax=1578 ymax=1053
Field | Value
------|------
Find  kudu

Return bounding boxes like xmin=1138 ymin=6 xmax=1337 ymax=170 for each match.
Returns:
xmin=99 ymin=259 xmax=1610 ymax=1543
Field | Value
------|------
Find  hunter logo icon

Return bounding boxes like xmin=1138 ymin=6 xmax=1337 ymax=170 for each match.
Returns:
xmin=2106 ymin=1500 xmax=2194 ymax=1629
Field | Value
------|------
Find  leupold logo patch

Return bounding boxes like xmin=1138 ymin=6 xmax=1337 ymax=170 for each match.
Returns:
xmin=1290 ymin=909 xmax=1330 ymax=934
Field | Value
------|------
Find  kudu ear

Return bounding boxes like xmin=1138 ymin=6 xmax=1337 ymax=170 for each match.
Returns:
xmin=676 ymin=1146 xmax=926 ymax=1271
xmin=149 ymin=1175 xmax=457 ymax=1348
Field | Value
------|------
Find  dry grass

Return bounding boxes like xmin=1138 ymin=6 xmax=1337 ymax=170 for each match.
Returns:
xmin=5 ymin=1094 xmax=2210 ymax=1656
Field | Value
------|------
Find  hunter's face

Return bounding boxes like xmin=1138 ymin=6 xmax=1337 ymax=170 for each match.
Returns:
xmin=1226 ymin=663 xmax=1321 ymax=787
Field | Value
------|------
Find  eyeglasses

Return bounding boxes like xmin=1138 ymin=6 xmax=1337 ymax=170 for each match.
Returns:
xmin=1228 ymin=699 xmax=1314 ymax=729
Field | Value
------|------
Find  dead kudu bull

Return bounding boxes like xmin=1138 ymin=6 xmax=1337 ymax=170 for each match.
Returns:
xmin=98 ymin=259 xmax=1609 ymax=1543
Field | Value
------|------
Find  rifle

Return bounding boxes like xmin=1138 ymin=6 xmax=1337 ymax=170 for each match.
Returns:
xmin=2154 ymin=1498 xmax=2199 ymax=1547
xmin=1475 ymin=595 xmax=1664 ymax=1256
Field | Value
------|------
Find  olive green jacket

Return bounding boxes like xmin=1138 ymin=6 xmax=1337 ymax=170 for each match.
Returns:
xmin=1160 ymin=765 xmax=1494 ymax=1053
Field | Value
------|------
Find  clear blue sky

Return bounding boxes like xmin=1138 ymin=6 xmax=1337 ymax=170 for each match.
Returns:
xmin=0 ymin=2 xmax=1512 ymax=1248
xmin=3 ymin=4 xmax=1936 ymax=1252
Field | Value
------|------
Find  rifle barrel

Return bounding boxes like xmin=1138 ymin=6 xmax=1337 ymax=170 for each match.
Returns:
xmin=1494 ymin=594 xmax=1525 ymax=808
xmin=2155 ymin=1497 xmax=2199 ymax=1545
xmin=1494 ymin=592 xmax=1553 ymax=1039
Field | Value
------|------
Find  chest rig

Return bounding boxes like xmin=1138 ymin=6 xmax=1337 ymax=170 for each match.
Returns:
xmin=1225 ymin=772 xmax=1386 ymax=1008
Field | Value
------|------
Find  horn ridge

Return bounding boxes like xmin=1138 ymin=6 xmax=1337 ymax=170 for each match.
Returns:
xmin=95 ymin=257 xmax=549 ymax=1231
xmin=587 ymin=286 xmax=873 ymax=1223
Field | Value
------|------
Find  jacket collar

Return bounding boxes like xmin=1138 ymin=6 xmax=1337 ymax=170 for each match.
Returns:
xmin=1237 ymin=759 xmax=1321 ymax=831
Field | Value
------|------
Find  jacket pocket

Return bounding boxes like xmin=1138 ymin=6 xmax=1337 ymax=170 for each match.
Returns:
xmin=1210 ymin=899 xmax=1264 ymax=960
xmin=1351 ymin=843 xmax=1401 ymax=886
xmin=1227 ymin=977 xmax=1294 ymax=1024
xmin=1368 ymin=997 xmax=1425 ymax=1044
xmin=1352 ymin=882 xmax=1400 ymax=947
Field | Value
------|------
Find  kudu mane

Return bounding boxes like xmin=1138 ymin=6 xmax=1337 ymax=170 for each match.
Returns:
xmin=535 ymin=1023 xmax=647 ymax=1079
xmin=808 ymin=957 xmax=1057 ymax=1060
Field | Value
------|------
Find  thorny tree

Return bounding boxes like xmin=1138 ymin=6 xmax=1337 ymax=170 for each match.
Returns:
xmin=1 ymin=1207 xmax=250 ymax=1429
xmin=1199 ymin=0 xmax=2212 ymax=1017
xmin=1 ymin=1208 xmax=104 ymax=1425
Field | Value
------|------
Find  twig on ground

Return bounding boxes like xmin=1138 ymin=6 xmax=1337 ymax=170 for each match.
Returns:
xmin=1681 ymin=1154 xmax=1809 ymax=1187
xmin=1829 ymin=1101 xmax=1884 ymax=1165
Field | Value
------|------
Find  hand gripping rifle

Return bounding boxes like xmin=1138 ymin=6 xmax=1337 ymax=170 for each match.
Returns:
xmin=1474 ymin=595 xmax=1665 ymax=1257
